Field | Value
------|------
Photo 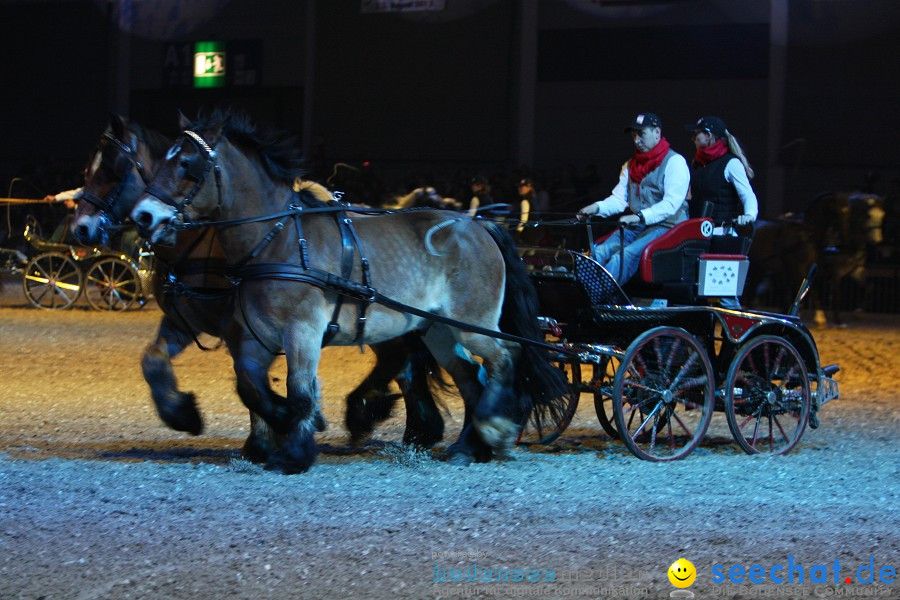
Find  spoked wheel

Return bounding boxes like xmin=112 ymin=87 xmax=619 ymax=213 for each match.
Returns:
xmin=591 ymin=354 xmax=622 ymax=439
xmin=612 ymin=327 xmax=714 ymax=461
xmin=517 ymin=360 xmax=581 ymax=445
xmin=84 ymin=257 xmax=142 ymax=311
xmin=22 ymin=252 xmax=83 ymax=309
xmin=724 ymin=335 xmax=811 ymax=455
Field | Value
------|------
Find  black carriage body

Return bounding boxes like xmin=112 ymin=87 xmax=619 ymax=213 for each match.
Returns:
xmin=521 ymin=245 xmax=838 ymax=459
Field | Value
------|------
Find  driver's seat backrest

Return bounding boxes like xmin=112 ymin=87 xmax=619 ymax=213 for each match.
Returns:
xmin=638 ymin=218 xmax=713 ymax=284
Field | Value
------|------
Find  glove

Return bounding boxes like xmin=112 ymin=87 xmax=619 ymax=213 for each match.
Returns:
xmin=735 ymin=214 xmax=755 ymax=226
xmin=619 ymin=214 xmax=641 ymax=226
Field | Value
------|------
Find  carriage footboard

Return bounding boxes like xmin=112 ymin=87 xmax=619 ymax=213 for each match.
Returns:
xmin=815 ymin=371 xmax=840 ymax=407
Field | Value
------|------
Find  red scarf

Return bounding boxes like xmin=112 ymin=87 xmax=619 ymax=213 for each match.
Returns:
xmin=629 ymin=137 xmax=671 ymax=184
xmin=694 ymin=139 xmax=728 ymax=166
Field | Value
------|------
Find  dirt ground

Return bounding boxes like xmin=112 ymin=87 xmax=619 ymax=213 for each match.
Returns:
xmin=0 ymin=274 xmax=898 ymax=600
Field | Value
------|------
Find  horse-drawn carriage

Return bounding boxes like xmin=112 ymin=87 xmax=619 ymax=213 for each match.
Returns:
xmin=0 ymin=216 xmax=153 ymax=310
xmin=519 ymin=215 xmax=840 ymax=460
xmin=73 ymin=110 xmax=840 ymax=473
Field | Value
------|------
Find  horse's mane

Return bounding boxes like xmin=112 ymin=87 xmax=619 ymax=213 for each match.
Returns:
xmin=188 ymin=108 xmax=308 ymax=189
xmin=133 ymin=122 xmax=173 ymax=158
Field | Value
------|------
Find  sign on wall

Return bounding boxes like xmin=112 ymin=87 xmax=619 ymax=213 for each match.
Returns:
xmin=194 ymin=41 xmax=226 ymax=88
xmin=164 ymin=40 xmax=260 ymax=89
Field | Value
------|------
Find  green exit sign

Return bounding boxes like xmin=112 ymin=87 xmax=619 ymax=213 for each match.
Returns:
xmin=193 ymin=41 xmax=225 ymax=88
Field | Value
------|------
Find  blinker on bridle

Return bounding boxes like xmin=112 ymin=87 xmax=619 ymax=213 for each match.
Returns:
xmin=80 ymin=131 xmax=152 ymax=225
xmin=143 ymin=129 xmax=224 ymax=229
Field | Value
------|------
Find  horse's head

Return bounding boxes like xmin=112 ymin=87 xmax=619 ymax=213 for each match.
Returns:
xmin=74 ymin=114 xmax=171 ymax=245
xmin=131 ymin=112 xmax=229 ymax=246
xmin=132 ymin=109 xmax=306 ymax=246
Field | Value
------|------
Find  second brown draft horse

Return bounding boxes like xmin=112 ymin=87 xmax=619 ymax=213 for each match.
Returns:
xmin=130 ymin=110 xmax=568 ymax=473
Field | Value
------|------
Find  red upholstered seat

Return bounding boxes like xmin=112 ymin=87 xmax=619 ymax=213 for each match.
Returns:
xmin=638 ymin=218 xmax=713 ymax=283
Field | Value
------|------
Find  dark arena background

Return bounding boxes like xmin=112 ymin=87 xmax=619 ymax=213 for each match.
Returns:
xmin=1 ymin=1 xmax=898 ymax=599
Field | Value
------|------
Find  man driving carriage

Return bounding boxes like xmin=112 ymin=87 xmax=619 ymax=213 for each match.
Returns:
xmin=44 ymin=187 xmax=82 ymax=244
xmin=577 ymin=112 xmax=690 ymax=285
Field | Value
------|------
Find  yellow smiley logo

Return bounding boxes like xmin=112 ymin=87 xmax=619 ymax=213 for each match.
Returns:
xmin=668 ymin=558 xmax=696 ymax=588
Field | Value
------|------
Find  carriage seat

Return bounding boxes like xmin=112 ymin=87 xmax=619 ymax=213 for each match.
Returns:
xmin=593 ymin=217 xmax=751 ymax=302
xmin=637 ymin=218 xmax=713 ymax=284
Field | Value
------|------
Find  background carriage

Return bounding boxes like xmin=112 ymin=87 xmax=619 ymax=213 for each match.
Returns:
xmin=519 ymin=215 xmax=840 ymax=461
xmin=0 ymin=215 xmax=153 ymax=311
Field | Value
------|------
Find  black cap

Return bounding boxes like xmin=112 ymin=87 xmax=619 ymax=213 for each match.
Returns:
xmin=624 ymin=112 xmax=662 ymax=132
xmin=685 ymin=116 xmax=727 ymax=138
xmin=471 ymin=175 xmax=489 ymax=185
xmin=518 ymin=178 xmax=533 ymax=187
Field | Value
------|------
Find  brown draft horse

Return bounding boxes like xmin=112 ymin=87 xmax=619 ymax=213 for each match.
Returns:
xmin=73 ymin=114 xmax=446 ymax=462
xmin=130 ymin=110 xmax=568 ymax=473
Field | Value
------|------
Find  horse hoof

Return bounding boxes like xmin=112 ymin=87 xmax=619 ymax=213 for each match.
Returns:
xmin=263 ymin=431 xmax=318 ymax=474
xmin=263 ymin=459 xmax=311 ymax=475
xmin=447 ymin=452 xmax=474 ymax=467
xmin=402 ymin=432 xmax=443 ymax=449
xmin=474 ymin=416 xmax=518 ymax=449
xmin=366 ymin=391 xmax=402 ymax=423
xmin=348 ymin=430 xmax=372 ymax=447
xmin=241 ymin=437 xmax=273 ymax=464
xmin=158 ymin=392 xmax=203 ymax=435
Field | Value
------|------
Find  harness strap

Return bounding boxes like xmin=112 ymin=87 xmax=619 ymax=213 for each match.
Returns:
xmin=238 ymin=262 xmax=579 ymax=357
xmin=320 ymin=211 xmax=353 ymax=345
xmin=345 ymin=216 xmax=373 ymax=341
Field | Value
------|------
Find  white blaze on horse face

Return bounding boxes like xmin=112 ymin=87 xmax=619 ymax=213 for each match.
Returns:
xmin=88 ymin=148 xmax=103 ymax=178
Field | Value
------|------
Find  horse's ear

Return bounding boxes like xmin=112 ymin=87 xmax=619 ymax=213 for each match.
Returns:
xmin=177 ymin=110 xmax=192 ymax=131
xmin=205 ymin=120 xmax=226 ymax=146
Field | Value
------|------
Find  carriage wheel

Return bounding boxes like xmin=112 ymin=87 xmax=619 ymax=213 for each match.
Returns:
xmin=84 ymin=257 xmax=142 ymax=311
xmin=612 ymin=327 xmax=714 ymax=461
xmin=517 ymin=360 xmax=580 ymax=445
xmin=724 ymin=336 xmax=811 ymax=455
xmin=22 ymin=252 xmax=83 ymax=310
xmin=591 ymin=355 xmax=622 ymax=439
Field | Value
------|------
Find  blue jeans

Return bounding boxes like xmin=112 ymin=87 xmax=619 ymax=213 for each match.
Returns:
xmin=592 ymin=225 xmax=670 ymax=285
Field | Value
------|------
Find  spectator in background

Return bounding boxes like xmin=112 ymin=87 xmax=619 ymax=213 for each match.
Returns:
xmin=466 ymin=176 xmax=509 ymax=220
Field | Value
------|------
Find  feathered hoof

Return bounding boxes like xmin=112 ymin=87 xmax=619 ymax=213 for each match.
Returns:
xmin=447 ymin=451 xmax=474 ymax=467
xmin=346 ymin=412 xmax=374 ymax=446
xmin=157 ymin=392 xmax=203 ymax=436
xmin=263 ymin=431 xmax=318 ymax=475
xmin=366 ymin=392 xmax=403 ymax=423
xmin=474 ymin=416 xmax=519 ymax=450
xmin=263 ymin=458 xmax=312 ymax=475
xmin=241 ymin=435 xmax=274 ymax=464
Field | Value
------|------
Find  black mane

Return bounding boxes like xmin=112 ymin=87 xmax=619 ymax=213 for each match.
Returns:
xmin=187 ymin=108 xmax=307 ymax=187
xmin=134 ymin=122 xmax=173 ymax=158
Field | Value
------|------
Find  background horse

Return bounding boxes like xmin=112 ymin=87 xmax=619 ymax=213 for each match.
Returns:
xmin=75 ymin=114 xmax=447 ymax=461
xmin=745 ymin=191 xmax=885 ymax=324
xmin=383 ymin=186 xmax=461 ymax=211
xmin=130 ymin=109 xmax=568 ymax=473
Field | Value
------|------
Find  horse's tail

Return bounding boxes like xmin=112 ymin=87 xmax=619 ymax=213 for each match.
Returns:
xmin=480 ymin=221 xmax=569 ymax=427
